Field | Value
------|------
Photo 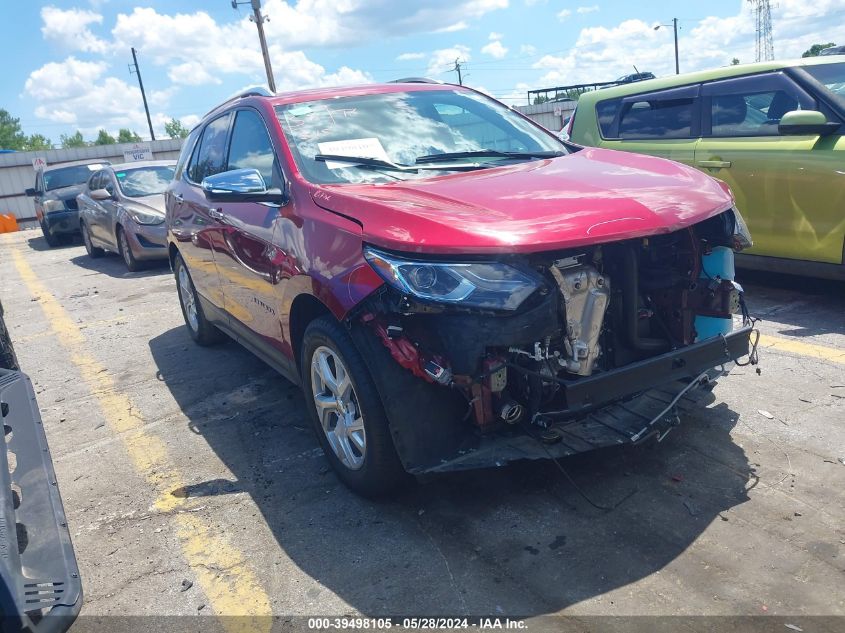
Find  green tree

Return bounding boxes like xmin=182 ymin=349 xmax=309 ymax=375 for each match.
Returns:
xmin=0 ymin=109 xmax=27 ymax=150
xmin=60 ymin=131 xmax=86 ymax=148
xmin=731 ymin=57 xmax=741 ymax=65
xmin=164 ymin=118 xmax=190 ymax=139
xmin=24 ymin=134 xmax=52 ymax=150
xmin=95 ymin=129 xmax=116 ymax=145
xmin=117 ymin=128 xmax=142 ymax=143
xmin=802 ymin=42 xmax=835 ymax=57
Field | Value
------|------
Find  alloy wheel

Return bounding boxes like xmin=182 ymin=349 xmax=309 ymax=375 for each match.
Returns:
xmin=177 ymin=264 xmax=199 ymax=333
xmin=310 ymin=345 xmax=366 ymax=470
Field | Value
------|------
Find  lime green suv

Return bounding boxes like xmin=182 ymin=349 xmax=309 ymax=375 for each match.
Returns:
xmin=568 ymin=57 xmax=845 ymax=280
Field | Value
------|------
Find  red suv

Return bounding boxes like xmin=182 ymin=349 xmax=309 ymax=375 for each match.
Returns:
xmin=166 ymin=83 xmax=756 ymax=496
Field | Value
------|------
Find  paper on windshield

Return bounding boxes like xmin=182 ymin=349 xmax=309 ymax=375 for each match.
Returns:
xmin=317 ymin=138 xmax=389 ymax=170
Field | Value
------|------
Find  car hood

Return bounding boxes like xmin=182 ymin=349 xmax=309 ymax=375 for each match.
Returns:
xmin=46 ymin=184 xmax=87 ymax=201
xmin=308 ymin=147 xmax=734 ymax=255
xmin=123 ymin=194 xmax=165 ymax=215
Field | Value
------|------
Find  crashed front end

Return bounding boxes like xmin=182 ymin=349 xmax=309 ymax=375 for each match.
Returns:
xmin=351 ymin=207 xmax=758 ymax=474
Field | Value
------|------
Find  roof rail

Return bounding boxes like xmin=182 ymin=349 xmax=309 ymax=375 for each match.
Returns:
xmin=389 ymin=77 xmax=444 ymax=84
xmin=203 ymin=86 xmax=274 ymax=118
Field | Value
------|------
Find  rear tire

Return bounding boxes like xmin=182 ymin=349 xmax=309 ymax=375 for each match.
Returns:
xmin=301 ymin=316 xmax=408 ymax=497
xmin=117 ymin=226 xmax=141 ymax=272
xmin=174 ymin=253 xmax=225 ymax=346
xmin=40 ymin=221 xmax=59 ymax=248
xmin=81 ymin=222 xmax=104 ymax=258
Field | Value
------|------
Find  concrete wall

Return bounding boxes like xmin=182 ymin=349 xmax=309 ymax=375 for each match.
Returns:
xmin=515 ymin=100 xmax=577 ymax=133
xmin=0 ymin=139 xmax=184 ymax=225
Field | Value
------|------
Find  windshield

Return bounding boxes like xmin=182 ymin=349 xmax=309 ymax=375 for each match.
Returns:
xmin=275 ymin=89 xmax=565 ymax=184
xmin=44 ymin=164 xmax=105 ymax=191
xmin=804 ymin=62 xmax=845 ymax=107
xmin=115 ymin=166 xmax=175 ymax=197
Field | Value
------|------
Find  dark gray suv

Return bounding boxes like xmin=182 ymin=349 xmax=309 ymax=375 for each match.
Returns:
xmin=26 ymin=162 xmax=108 ymax=247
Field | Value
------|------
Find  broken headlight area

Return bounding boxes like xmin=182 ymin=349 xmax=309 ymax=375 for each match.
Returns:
xmin=356 ymin=209 xmax=759 ymax=472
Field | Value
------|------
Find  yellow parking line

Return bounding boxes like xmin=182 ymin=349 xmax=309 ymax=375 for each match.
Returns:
xmin=11 ymin=248 xmax=272 ymax=632
xmin=758 ymin=334 xmax=845 ymax=365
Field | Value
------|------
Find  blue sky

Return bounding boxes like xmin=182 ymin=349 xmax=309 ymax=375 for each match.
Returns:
xmin=1 ymin=0 xmax=842 ymax=143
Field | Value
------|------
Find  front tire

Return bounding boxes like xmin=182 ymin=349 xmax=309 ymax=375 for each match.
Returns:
xmin=40 ymin=221 xmax=59 ymax=248
xmin=81 ymin=222 xmax=104 ymax=258
xmin=302 ymin=316 xmax=408 ymax=497
xmin=117 ymin=226 xmax=141 ymax=272
xmin=174 ymin=253 xmax=224 ymax=346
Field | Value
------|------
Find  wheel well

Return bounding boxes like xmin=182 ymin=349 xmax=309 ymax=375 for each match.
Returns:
xmin=289 ymin=294 xmax=333 ymax=372
xmin=168 ymin=243 xmax=179 ymax=269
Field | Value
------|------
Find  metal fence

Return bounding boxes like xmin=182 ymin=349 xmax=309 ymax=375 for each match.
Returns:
xmin=0 ymin=139 xmax=184 ymax=226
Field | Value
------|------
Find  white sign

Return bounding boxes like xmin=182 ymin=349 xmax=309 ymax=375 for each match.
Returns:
xmin=32 ymin=157 xmax=47 ymax=171
xmin=317 ymin=138 xmax=389 ymax=170
xmin=122 ymin=142 xmax=153 ymax=162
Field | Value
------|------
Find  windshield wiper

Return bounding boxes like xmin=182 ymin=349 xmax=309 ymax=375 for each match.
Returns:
xmin=314 ymin=154 xmax=488 ymax=172
xmin=415 ymin=150 xmax=566 ymax=164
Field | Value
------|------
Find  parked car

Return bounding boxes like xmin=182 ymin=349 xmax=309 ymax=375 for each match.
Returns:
xmin=26 ymin=162 xmax=109 ymax=248
xmin=77 ymin=161 xmax=176 ymax=271
xmin=568 ymin=56 xmax=845 ymax=280
xmin=615 ymin=72 xmax=656 ymax=84
xmin=166 ymin=83 xmax=755 ymax=496
xmin=0 ymin=300 xmax=82 ymax=632
xmin=819 ymin=45 xmax=845 ymax=56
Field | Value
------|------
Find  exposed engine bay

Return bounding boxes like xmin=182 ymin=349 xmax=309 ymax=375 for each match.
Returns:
xmin=354 ymin=208 xmax=757 ymax=471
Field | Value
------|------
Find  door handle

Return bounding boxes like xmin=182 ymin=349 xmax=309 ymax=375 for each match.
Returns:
xmin=208 ymin=207 xmax=226 ymax=222
xmin=173 ymin=192 xmax=184 ymax=203
xmin=697 ymin=160 xmax=732 ymax=169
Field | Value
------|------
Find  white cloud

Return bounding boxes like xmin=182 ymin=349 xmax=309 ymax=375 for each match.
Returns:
xmin=557 ymin=9 xmax=572 ymax=22
xmin=436 ymin=21 xmax=469 ymax=33
xmin=427 ymin=45 xmax=471 ymax=77
xmin=168 ymin=62 xmax=222 ymax=86
xmin=577 ymin=5 xmax=600 ymax=14
xmin=481 ymin=40 xmax=509 ymax=59
xmin=489 ymin=32 xmax=504 ymax=40
xmin=396 ymin=52 xmax=426 ymax=61
xmin=520 ymin=44 xmax=538 ymax=56
xmin=40 ymin=6 xmax=108 ymax=54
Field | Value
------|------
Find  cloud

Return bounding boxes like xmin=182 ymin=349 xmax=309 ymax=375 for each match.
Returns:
xmin=436 ymin=21 xmax=469 ymax=33
xmin=557 ymin=9 xmax=572 ymax=22
xmin=168 ymin=62 xmax=222 ymax=86
xmin=396 ymin=52 xmax=426 ymax=61
xmin=481 ymin=40 xmax=509 ymax=59
xmin=577 ymin=5 xmax=599 ymax=14
xmin=40 ymin=6 xmax=108 ymax=54
xmin=489 ymin=32 xmax=504 ymax=40
xmin=520 ymin=44 xmax=538 ymax=56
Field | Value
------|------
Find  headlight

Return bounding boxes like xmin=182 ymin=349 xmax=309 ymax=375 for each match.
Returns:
xmin=730 ymin=208 xmax=753 ymax=251
xmin=43 ymin=199 xmax=66 ymax=213
xmin=364 ymin=247 xmax=540 ymax=311
xmin=124 ymin=207 xmax=164 ymax=225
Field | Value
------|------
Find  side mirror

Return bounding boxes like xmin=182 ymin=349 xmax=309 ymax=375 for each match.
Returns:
xmin=778 ymin=110 xmax=840 ymax=136
xmin=201 ymin=168 xmax=286 ymax=204
xmin=25 ymin=188 xmax=37 ymax=197
xmin=90 ymin=188 xmax=113 ymax=201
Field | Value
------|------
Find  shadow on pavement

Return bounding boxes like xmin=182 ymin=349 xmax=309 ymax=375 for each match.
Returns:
xmin=738 ymin=269 xmax=845 ymax=338
xmin=149 ymin=325 xmax=753 ymax=616
xmin=68 ymin=254 xmax=170 ymax=279
xmin=26 ymin=234 xmax=80 ymax=252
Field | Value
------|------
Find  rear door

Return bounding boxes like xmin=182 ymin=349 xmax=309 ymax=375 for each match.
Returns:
xmin=213 ymin=107 xmax=288 ymax=358
xmin=168 ymin=113 xmax=232 ymax=308
xmin=597 ymin=84 xmax=701 ymax=168
xmin=85 ymin=171 xmax=110 ymax=243
xmin=695 ymin=71 xmax=843 ymax=263
xmin=98 ymin=170 xmax=121 ymax=249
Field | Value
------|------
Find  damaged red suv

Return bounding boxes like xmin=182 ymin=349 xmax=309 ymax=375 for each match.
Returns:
xmin=166 ymin=82 xmax=756 ymax=496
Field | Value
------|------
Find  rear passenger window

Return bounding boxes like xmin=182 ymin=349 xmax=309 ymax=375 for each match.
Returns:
xmin=596 ymin=99 xmax=621 ymax=137
xmin=227 ymin=110 xmax=278 ymax=186
xmin=189 ymin=113 xmax=231 ymax=183
xmin=619 ymin=97 xmax=695 ymax=139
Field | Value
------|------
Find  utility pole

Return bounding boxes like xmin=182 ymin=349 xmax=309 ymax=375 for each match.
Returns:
xmin=672 ymin=17 xmax=679 ymax=74
xmin=453 ymin=58 xmax=463 ymax=85
xmin=129 ymin=47 xmax=155 ymax=141
xmin=232 ymin=0 xmax=276 ymax=92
